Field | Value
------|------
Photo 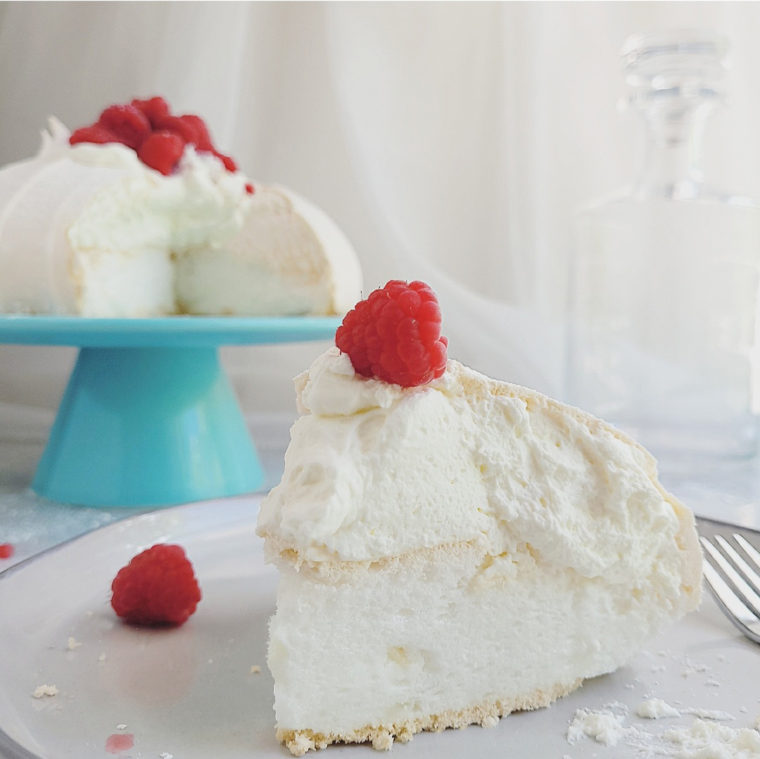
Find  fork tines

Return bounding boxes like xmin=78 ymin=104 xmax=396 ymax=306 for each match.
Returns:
xmin=700 ymin=530 xmax=760 ymax=644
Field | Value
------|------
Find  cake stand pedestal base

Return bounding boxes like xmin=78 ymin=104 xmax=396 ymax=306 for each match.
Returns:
xmin=0 ymin=315 xmax=339 ymax=508
xmin=32 ymin=347 xmax=262 ymax=507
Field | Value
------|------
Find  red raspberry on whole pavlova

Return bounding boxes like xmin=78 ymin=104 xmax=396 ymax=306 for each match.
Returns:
xmin=70 ymin=95 xmax=252 ymax=192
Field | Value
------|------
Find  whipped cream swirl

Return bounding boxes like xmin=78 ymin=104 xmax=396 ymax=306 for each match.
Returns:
xmin=258 ymin=348 xmax=688 ymax=586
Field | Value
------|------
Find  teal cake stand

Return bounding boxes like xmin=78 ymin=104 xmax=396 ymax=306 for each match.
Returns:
xmin=0 ymin=316 xmax=339 ymax=508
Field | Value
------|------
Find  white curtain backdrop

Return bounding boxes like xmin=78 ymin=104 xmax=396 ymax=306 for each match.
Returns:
xmin=2 ymin=1 xmax=760 ymax=418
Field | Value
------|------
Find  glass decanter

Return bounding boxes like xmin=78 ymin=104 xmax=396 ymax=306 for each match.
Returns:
xmin=566 ymin=30 xmax=760 ymax=463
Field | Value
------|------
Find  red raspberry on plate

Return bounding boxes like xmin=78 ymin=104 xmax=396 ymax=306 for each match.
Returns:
xmin=0 ymin=543 xmax=14 ymax=559
xmin=111 ymin=544 xmax=201 ymax=626
xmin=98 ymin=104 xmax=151 ymax=150
xmin=336 ymin=280 xmax=448 ymax=387
xmin=137 ymin=130 xmax=186 ymax=175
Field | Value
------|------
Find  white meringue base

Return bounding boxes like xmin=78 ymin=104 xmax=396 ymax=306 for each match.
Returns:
xmin=268 ymin=533 xmax=699 ymax=753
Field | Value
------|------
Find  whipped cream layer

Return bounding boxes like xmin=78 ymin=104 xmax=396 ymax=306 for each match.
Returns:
xmin=258 ymin=348 xmax=694 ymax=583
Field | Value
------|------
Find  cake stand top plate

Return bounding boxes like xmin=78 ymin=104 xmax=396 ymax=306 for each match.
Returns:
xmin=0 ymin=315 xmax=341 ymax=347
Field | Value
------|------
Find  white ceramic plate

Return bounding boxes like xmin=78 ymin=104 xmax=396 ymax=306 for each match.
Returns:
xmin=1 ymin=500 xmax=759 ymax=759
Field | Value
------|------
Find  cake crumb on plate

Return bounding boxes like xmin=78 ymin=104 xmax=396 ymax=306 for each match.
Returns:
xmin=567 ymin=709 xmax=630 ymax=746
xmin=663 ymin=719 xmax=760 ymax=755
xmin=683 ymin=708 xmax=734 ymax=721
xmin=636 ymin=698 xmax=680 ymax=719
xmin=32 ymin=684 xmax=58 ymax=698
xmin=371 ymin=732 xmax=393 ymax=751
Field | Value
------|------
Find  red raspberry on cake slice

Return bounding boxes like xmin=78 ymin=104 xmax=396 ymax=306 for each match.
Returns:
xmin=336 ymin=279 xmax=448 ymax=387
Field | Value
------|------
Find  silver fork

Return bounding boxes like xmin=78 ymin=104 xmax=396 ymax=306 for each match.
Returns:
xmin=698 ymin=518 xmax=760 ymax=644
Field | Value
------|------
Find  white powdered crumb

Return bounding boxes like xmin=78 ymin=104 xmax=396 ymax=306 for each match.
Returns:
xmin=739 ymin=706 xmax=748 ymax=714
xmin=651 ymin=664 xmax=667 ymax=673
xmin=159 ymin=753 xmax=174 ymax=759
xmin=624 ymin=683 xmax=637 ymax=690
xmin=663 ymin=718 xmax=760 ymax=756
xmin=683 ymin=708 xmax=735 ymax=721
xmin=636 ymin=698 xmax=681 ymax=719
xmin=98 ymin=652 xmax=107 ymax=663
xmin=681 ymin=658 xmax=710 ymax=676
xmin=249 ymin=665 xmax=262 ymax=674
xmin=705 ymin=679 xmax=722 ymax=688
xmin=116 ymin=724 xmax=127 ymax=730
xmin=567 ymin=709 xmax=629 ymax=746
xmin=291 ymin=734 xmax=312 ymax=755
xmin=371 ymin=732 xmax=393 ymax=751
xmin=569 ymin=698 xmax=748 ymax=757
xmin=480 ymin=714 xmax=499 ymax=728
xmin=32 ymin=684 xmax=58 ymax=699
xmin=66 ymin=636 xmax=82 ymax=651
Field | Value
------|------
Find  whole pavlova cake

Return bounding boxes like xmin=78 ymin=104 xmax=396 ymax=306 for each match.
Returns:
xmin=0 ymin=97 xmax=361 ymax=317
